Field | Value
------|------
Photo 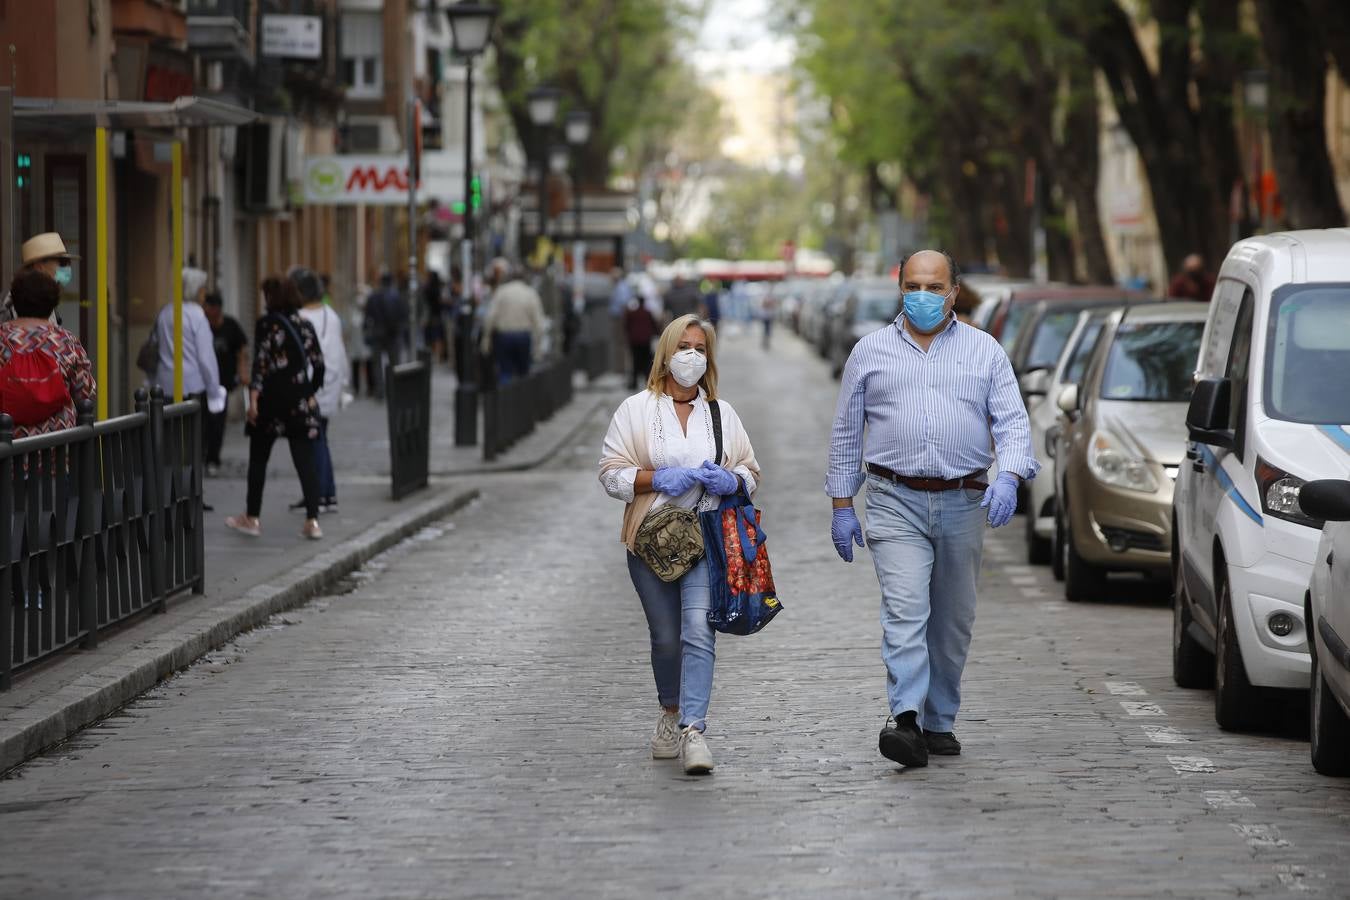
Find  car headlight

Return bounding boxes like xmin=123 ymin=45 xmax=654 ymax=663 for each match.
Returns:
xmin=1087 ymin=430 xmax=1158 ymax=493
xmin=1255 ymin=456 xmax=1321 ymax=528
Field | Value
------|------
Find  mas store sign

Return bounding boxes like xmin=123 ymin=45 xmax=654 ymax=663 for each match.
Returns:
xmin=302 ymin=155 xmax=466 ymax=206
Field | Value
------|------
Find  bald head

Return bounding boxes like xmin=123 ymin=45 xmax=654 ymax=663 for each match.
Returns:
xmin=899 ymin=250 xmax=958 ymax=294
xmin=1182 ymin=253 xmax=1205 ymax=275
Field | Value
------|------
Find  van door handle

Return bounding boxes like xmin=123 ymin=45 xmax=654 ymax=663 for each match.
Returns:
xmin=1329 ymin=551 xmax=1335 ymax=568
xmin=1192 ymin=459 xmax=1205 ymax=473
xmin=1185 ymin=445 xmax=1197 ymax=460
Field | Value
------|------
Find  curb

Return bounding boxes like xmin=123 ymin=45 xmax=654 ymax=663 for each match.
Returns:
xmin=428 ymin=394 xmax=618 ymax=477
xmin=0 ymin=486 xmax=479 ymax=775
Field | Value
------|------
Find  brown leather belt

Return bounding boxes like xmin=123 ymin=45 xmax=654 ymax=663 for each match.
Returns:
xmin=866 ymin=463 xmax=988 ymax=492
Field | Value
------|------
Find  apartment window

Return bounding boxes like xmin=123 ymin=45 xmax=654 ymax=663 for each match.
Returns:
xmin=341 ymin=11 xmax=383 ymax=99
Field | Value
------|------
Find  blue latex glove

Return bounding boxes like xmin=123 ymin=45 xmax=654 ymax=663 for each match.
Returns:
xmin=652 ymin=466 xmax=702 ymax=496
xmin=695 ymin=460 xmax=740 ymax=495
xmin=831 ymin=506 xmax=865 ymax=562
xmin=981 ymin=472 xmax=1020 ymax=528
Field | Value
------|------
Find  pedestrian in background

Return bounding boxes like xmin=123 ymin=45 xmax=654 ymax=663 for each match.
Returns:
xmin=152 ymin=267 xmax=220 ymax=407
xmin=663 ymin=275 xmax=701 ymax=322
xmin=598 ymin=313 xmax=762 ymax=775
xmin=293 ymin=267 xmax=348 ymax=514
xmin=203 ymin=291 xmax=248 ymax=476
xmin=347 ymin=284 xmax=373 ymax=398
xmin=623 ymin=294 xmax=658 ymax=390
xmin=0 ymin=269 xmax=94 ymax=437
xmin=1167 ymin=253 xmax=1216 ymax=302
xmin=226 ymin=277 xmax=325 ymax=541
xmin=700 ymin=278 xmax=722 ymax=331
xmin=1 ymin=232 xmax=76 ymax=324
xmin=422 ymin=269 xmax=447 ymax=363
xmin=365 ymin=272 xmax=408 ymax=399
xmin=609 ymin=267 xmax=633 ymax=373
xmin=826 ymin=249 xmax=1036 ymax=769
xmin=481 ymin=259 xmax=545 ymax=385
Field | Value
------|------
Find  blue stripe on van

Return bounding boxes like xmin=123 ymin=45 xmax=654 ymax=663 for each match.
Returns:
xmin=1196 ymin=444 xmax=1264 ymax=525
xmin=1317 ymin=425 xmax=1350 ymax=455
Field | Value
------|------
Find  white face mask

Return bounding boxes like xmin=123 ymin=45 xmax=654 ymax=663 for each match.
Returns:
xmin=668 ymin=348 xmax=707 ymax=388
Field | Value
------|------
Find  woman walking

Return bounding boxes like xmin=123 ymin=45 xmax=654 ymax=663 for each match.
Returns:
xmin=598 ymin=313 xmax=761 ymax=774
xmin=226 ymin=277 xmax=325 ymax=540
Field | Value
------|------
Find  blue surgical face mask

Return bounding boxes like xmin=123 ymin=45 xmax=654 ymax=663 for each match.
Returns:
xmin=53 ymin=265 xmax=73 ymax=288
xmin=902 ymin=289 xmax=952 ymax=333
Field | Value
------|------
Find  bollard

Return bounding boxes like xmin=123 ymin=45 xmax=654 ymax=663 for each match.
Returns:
xmin=76 ymin=402 xmax=98 ymax=648
xmin=145 ymin=387 xmax=167 ymax=612
xmin=0 ymin=413 xmax=12 ymax=690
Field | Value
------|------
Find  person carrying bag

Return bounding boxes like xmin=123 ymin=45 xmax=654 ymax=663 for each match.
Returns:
xmin=598 ymin=313 xmax=762 ymax=776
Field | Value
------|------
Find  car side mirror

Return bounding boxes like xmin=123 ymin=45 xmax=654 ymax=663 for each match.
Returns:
xmin=1186 ymin=378 xmax=1235 ymax=450
xmin=1056 ymin=383 xmax=1079 ymax=414
xmin=1299 ymin=479 xmax=1350 ymax=522
xmin=1020 ymin=368 xmax=1052 ymax=398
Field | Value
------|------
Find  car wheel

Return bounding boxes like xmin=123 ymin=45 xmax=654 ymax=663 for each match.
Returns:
xmin=1026 ymin=497 xmax=1052 ymax=565
xmin=1214 ymin=567 xmax=1262 ymax=731
xmin=1050 ymin=500 xmax=1065 ymax=581
xmin=1310 ymin=641 xmax=1350 ymax=776
xmin=1062 ymin=508 xmax=1105 ymax=603
xmin=1172 ymin=531 xmax=1213 ymax=688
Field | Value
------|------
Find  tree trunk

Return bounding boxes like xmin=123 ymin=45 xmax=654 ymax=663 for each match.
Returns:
xmin=1304 ymin=0 xmax=1350 ymax=80
xmin=1195 ymin=0 xmax=1252 ymax=260
xmin=1059 ymin=57 xmax=1115 ymax=283
xmin=989 ymin=158 xmax=1033 ymax=278
xmin=1255 ymin=0 xmax=1347 ymax=229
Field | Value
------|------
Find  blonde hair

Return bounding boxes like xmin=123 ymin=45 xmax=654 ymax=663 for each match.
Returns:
xmin=647 ymin=313 xmax=719 ymax=400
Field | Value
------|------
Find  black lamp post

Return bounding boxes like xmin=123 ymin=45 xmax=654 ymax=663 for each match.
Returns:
xmin=526 ymin=86 xmax=562 ymax=253
xmin=444 ymin=0 xmax=497 ymax=445
xmin=563 ymin=109 xmax=591 ymax=343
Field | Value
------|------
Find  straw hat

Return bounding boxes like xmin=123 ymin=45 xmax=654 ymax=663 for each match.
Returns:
xmin=21 ymin=232 xmax=78 ymax=266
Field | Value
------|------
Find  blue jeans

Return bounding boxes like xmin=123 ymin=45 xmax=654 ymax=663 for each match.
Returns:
xmin=314 ymin=417 xmax=336 ymax=501
xmin=493 ymin=331 xmax=532 ymax=384
xmin=865 ymin=475 xmax=986 ymax=733
xmin=626 ymin=552 xmax=716 ymax=732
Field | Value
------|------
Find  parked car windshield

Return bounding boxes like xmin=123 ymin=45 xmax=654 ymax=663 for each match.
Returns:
xmin=1024 ymin=310 xmax=1085 ymax=371
xmin=1099 ymin=321 xmax=1203 ymax=401
xmin=1265 ymin=286 xmax=1350 ymax=424
xmin=1061 ymin=320 xmax=1105 ymax=384
xmin=1000 ymin=304 xmax=1032 ymax=350
xmin=856 ymin=289 xmax=899 ymax=322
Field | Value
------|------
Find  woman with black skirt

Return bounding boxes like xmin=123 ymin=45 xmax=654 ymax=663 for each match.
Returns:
xmin=225 ymin=276 xmax=326 ymax=540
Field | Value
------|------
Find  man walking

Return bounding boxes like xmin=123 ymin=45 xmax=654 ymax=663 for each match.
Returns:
xmin=480 ymin=260 xmax=545 ymax=385
xmin=203 ymin=291 xmax=248 ymax=476
xmin=826 ymin=249 xmax=1037 ymax=769
xmin=365 ymin=272 xmax=408 ymax=399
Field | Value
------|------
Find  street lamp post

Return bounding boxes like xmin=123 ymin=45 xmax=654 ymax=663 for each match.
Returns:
xmin=445 ymin=1 xmax=498 ymax=446
xmin=526 ymin=86 xmax=562 ymax=255
xmin=564 ymin=109 xmax=591 ymax=320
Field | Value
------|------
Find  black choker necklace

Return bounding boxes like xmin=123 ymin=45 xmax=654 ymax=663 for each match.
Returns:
xmin=672 ymin=395 xmax=696 ymax=405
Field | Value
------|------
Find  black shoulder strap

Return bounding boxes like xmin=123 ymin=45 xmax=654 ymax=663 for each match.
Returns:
xmin=709 ymin=399 xmax=724 ymax=466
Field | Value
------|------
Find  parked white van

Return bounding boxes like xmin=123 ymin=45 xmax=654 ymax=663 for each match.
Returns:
xmin=1172 ymin=229 xmax=1350 ymax=731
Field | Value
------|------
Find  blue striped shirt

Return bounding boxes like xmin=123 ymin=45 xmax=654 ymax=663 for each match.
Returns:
xmin=825 ymin=314 xmax=1039 ymax=498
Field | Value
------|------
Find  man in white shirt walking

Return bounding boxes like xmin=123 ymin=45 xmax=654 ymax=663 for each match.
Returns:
xmin=480 ymin=259 xmax=546 ymax=385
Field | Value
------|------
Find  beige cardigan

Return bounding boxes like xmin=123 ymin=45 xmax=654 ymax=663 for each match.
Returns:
xmin=598 ymin=389 xmax=762 ymax=551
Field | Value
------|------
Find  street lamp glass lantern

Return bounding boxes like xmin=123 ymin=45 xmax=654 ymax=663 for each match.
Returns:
xmin=564 ymin=110 xmax=591 ymax=146
xmin=548 ymin=144 xmax=571 ymax=174
xmin=527 ymin=86 xmax=562 ymax=127
xmin=445 ymin=2 xmax=498 ymax=57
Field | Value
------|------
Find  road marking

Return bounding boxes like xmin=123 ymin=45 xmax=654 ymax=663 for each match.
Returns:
xmin=1167 ymin=755 xmax=1216 ymax=774
xmin=1104 ymin=681 xmax=1147 ymax=696
xmin=1204 ymin=790 xmax=1255 ymax=809
xmin=1119 ymin=701 xmax=1166 ymax=716
xmin=1037 ymin=602 xmax=1062 ymax=613
xmin=1018 ymin=587 xmax=1046 ymax=599
xmin=1273 ymin=864 xmax=1322 ymax=892
xmin=1231 ymin=824 xmax=1290 ymax=848
xmin=1141 ymin=725 xmax=1189 ymax=744
xmin=1009 ymin=575 xmax=1038 ymax=585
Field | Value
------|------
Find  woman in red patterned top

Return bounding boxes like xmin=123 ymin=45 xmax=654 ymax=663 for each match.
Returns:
xmin=0 ymin=269 xmax=94 ymax=437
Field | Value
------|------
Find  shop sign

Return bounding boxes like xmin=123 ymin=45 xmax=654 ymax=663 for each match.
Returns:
xmin=261 ymin=15 xmax=323 ymax=60
xmin=303 ymin=154 xmax=466 ymax=206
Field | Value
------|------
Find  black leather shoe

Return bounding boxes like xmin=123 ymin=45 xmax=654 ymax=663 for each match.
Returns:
xmin=879 ymin=711 xmax=928 ymax=767
xmin=923 ymin=729 xmax=961 ymax=756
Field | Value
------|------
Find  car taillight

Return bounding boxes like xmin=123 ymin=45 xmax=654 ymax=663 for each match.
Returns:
xmin=1255 ymin=457 xmax=1321 ymax=528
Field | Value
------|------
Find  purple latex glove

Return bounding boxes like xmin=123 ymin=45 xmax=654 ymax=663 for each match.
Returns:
xmin=652 ymin=467 xmax=702 ymax=496
xmin=980 ymin=471 xmax=1020 ymax=528
xmin=832 ymin=506 xmax=865 ymax=562
xmin=695 ymin=460 xmax=740 ymax=495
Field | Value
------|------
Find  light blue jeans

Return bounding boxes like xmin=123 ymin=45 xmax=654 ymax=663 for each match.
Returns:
xmin=627 ymin=552 xmax=716 ymax=732
xmin=865 ymin=475 xmax=986 ymax=733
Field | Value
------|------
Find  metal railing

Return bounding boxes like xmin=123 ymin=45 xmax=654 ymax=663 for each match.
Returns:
xmin=481 ymin=356 xmax=576 ymax=462
xmin=0 ymin=389 xmax=204 ymax=689
xmin=386 ymin=351 xmax=432 ymax=500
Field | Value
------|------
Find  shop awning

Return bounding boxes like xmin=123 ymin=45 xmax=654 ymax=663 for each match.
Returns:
xmin=14 ymin=96 xmax=257 ymax=130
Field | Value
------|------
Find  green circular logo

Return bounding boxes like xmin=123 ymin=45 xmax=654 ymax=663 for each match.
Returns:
xmin=308 ymin=160 xmax=344 ymax=198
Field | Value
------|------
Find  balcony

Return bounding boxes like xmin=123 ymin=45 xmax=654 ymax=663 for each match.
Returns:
xmin=187 ymin=0 xmax=254 ymax=65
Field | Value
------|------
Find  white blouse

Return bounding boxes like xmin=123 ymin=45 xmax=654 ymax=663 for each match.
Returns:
xmin=600 ymin=388 xmax=759 ymax=512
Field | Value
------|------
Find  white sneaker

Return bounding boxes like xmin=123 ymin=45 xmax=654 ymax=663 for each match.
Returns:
xmin=651 ymin=710 xmax=681 ymax=759
xmin=679 ymin=726 xmax=714 ymax=775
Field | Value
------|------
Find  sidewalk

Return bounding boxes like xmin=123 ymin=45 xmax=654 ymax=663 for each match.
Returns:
xmin=0 ymin=360 xmax=626 ymax=772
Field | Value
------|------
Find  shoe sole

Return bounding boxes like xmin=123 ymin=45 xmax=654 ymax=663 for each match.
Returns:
xmin=651 ymin=746 xmax=680 ymax=760
xmin=927 ymin=746 xmax=961 ymax=756
xmin=879 ymin=730 xmax=929 ymax=767
xmin=682 ymin=760 xmax=714 ymax=775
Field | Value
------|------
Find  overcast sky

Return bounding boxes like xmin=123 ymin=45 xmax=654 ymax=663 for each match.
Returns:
xmin=691 ymin=0 xmax=794 ymax=74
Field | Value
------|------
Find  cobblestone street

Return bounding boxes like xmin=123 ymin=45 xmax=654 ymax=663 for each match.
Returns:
xmin=3 ymin=329 xmax=1349 ymax=899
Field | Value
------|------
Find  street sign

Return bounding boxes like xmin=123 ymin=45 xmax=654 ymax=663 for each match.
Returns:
xmin=302 ymin=153 xmax=470 ymax=206
xmin=261 ymin=15 xmax=322 ymax=60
